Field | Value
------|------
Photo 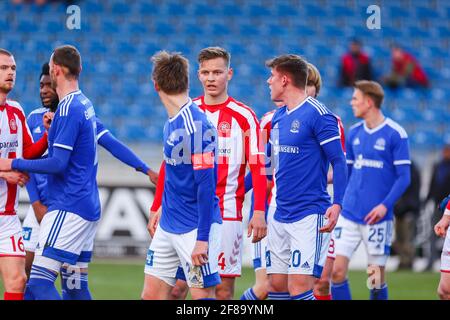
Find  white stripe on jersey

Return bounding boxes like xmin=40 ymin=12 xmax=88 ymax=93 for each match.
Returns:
xmin=319 ymin=136 xmax=341 ymax=146
xmin=180 ymin=109 xmax=195 ymax=135
xmin=53 ymin=143 xmax=74 ymax=151
xmin=393 ymin=160 xmax=412 ymax=165
xmin=386 ymin=118 xmax=408 ymax=139
xmin=96 ymin=129 xmax=109 ymax=141
xmin=184 ymin=107 xmax=197 ymax=134
xmin=308 ymin=97 xmax=329 ymax=115
xmin=226 ymin=101 xmax=262 ymax=156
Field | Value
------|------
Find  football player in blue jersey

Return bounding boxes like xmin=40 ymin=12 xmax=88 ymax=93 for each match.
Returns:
xmin=264 ymin=55 xmax=347 ymax=300
xmin=0 ymin=45 xmax=107 ymax=300
xmin=331 ymin=80 xmax=411 ymax=300
xmin=141 ymin=51 xmax=222 ymax=300
xmin=22 ymin=61 xmax=159 ymax=298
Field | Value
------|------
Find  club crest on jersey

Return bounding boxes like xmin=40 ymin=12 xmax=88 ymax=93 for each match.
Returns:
xmin=9 ymin=118 xmax=17 ymax=132
xmin=374 ymin=138 xmax=386 ymax=151
xmin=290 ymin=119 xmax=300 ymax=133
xmin=218 ymin=121 xmax=231 ymax=135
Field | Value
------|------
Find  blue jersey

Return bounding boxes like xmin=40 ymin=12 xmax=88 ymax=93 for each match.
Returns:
xmin=46 ymin=90 xmax=100 ymax=221
xmin=342 ymin=118 xmax=411 ymax=224
xmin=26 ymin=107 xmax=110 ymax=207
xmin=160 ymin=99 xmax=221 ymax=239
xmin=270 ymin=96 xmax=342 ymax=223
xmin=26 ymin=107 xmax=50 ymax=205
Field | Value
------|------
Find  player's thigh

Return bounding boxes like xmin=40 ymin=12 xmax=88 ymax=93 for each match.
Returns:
xmin=438 ymin=272 xmax=450 ymax=299
xmin=362 ymin=220 xmax=394 ymax=267
xmin=438 ymin=229 xmax=450 ymax=294
xmin=266 ymin=218 xmax=290 ymax=275
xmin=0 ymin=256 xmax=26 ymax=291
xmin=286 ymin=214 xmax=331 ymax=278
xmin=333 ymin=215 xmax=362 ymax=259
xmin=218 ymin=220 xmax=243 ymax=277
xmin=22 ymin=205 xmax=40 ymax=253
xmin=142 ymin=274 xmax=173 ymax=300
xmin=144 ymin=226 xmax=180 ymax=287
xmin=174 ymin=223 xmax=221 ymax=289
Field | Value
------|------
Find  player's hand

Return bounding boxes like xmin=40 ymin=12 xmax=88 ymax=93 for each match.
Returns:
xmin=434 ymin=215 xmax=450 ymax=238
xmin=0 ymin=158 xmax=13 ymax=171
xmin=364 ymin=204 xmax=388 ymax=225
xmin=147 ymin=207 xmax=161 ymax=238
xmin=320 ymin=204 xmax=341 ymax=233
xmin=248 ymin=210 xmax=267 ymax=243
xmin=147 ymin=169 xmax=158 ymax=185
xmin=43 ymin=112 xmax=54 ymax=131
xmin=0 ymin=171 xmax=29 ymax=187
xmin=191 ymin=240 xmax=209 ymax=266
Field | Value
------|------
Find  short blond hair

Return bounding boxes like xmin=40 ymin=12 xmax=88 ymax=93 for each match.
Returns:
xmin=198 ymin=47 xmax=231 ymax=68
xmin=307 ymin=63 xmax=322 ymax=96
xmin=354 ymin=80 xmax=384 ymax=109
xmin=151 ymin=51 xmax=189 ymax=94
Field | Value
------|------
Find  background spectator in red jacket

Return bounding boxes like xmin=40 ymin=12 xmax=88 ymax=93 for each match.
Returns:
xmin=339 ymin=38 xmax=373 ymax=87
xmin=385 ymin=45 xmax=429 ymax=88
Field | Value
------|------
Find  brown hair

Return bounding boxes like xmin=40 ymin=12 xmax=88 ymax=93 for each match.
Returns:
xmin=151 ymin=51 xmax=189 ymax=94
xmin=198 ymin=47 xmax=231 ymax=68
xmin=266 ymin=54 xmax=308 ymax=89
xmin=0 ymin=48 xmax=13 ymax=58
xmin=354 ymin=80 xmax=384 ymax=109
xmin=52 ymin=45 xmax=81 ymax=79
xmin=307 ymin=63 xmax=322 ymax=96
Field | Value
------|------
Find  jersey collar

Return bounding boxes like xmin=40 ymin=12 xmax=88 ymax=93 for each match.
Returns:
xmin=59 ymin=90 xmax=81 ymax=106
xmin=200 ymin=96 xmax=232 ymax=112
xmin=363 ymin=117 xmax=388 ymax=134
xmin=286 ymin=96 xmax=309 ymax=115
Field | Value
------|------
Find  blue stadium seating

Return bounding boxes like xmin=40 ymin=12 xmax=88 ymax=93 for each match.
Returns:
xmin=2 ymin=0 xmax=448 ymax=148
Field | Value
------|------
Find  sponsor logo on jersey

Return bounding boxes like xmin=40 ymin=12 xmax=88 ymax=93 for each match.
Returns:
xmin=374 ymin=138 xmax=386 ymax=151
xmin=33 ymin=126 xmax=42 ymax=134
xmin=290 ymin=119 xmax=300 ymax=133
xmin=353 ymin=137 xmax=360 ymax=145
xmin=353 ymin=154 xmax=384 ymax=169
xmin=0 ymin=140 xmax=19 ymax=149
xmin=301 ymin=261 xmax=310 ymax=269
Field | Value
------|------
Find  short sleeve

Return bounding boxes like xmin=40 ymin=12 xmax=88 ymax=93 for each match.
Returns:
xmin=313 ymin=113 xmax=341 ymax=147
xmin=52 ymin=111 xmax=81 ymax=151
xmin=95 ymin=117 xmax=109 ymax=141
xmin=392 ymin=131 xmax=411 ymax=166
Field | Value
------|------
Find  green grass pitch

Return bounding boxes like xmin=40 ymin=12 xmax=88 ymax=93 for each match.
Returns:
xmin=0 ymin=259 xmax=440 ymax=300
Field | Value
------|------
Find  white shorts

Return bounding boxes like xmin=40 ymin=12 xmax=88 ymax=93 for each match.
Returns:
xmin=441 ymin=227 xmax=450 ymax=273
xmin=145 ymin=223 xmax=222 ymax=288
xmin=218 ymin=220 xmax=243 ymax=277
xmin=251 ymin=205 xmax=275 ymax=271
xmin=22 ymin=206 xmax=40 ymax=252
xmin=35 ymin=210 xmax=98 ymax=265
xmin=334 ymin=215 xmax=393 ymax=266
xmin=0 ymin=215 xmax=25 ymax=257
xmin=327 ymin=232 xmax=337 ymax=259
xmin=266 ymin=214 xmax=330 ymax=278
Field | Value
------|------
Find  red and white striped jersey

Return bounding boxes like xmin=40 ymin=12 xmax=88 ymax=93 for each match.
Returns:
xmin=0 ymin=100 xmax=45 ymax=217
xmin=194 ymin=96 xmax=266 ymax=221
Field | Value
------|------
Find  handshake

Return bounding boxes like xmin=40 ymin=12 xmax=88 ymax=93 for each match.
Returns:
xmin=434 ymin=194 xmax=450 ymax=238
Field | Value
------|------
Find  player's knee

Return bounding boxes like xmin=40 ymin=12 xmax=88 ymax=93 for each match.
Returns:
xmin=437 ymin=282 xmax=450 ymax=300
xmin=216 ymin=286 xmax=233 ymax=300
xmin=4 ymin=271 xmax=27 ymax=292
xmin=331 ymin=265 xmax=347 ymax=283
xmin=170 ymin=283 xmax=189 ymax=300
xmin=267 ymin=277 xmax=287 ymax=293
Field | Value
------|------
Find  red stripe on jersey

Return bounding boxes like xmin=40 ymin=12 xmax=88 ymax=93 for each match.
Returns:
xmin=336 ymin=116 xmax=346 ymax=153
xmin=215 ymin=110 xmax=233 ymax=217
xmin=4 ymin=151 xmax=17 ymax=215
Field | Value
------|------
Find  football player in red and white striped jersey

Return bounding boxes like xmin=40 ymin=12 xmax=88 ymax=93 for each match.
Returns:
xmin=0 ymin=49 xmax=49 ymax=300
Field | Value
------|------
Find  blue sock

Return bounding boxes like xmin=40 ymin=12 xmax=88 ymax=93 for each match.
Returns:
xmin=267 ymin=292 xmax=290 ymax=300
xmin=291 ymin=289 xmax=316 ymax=300
xmin=60 ymin=267 xmax=92 ymax=300
xmin=370 ymin=283 xmax=388 ymax=300
xmin=331 ymin=279 xmax=352 ymax=300
xmin=240 ymin=288 xmax=259 ymax=300
xmin=27 ymin=265 xmax=61 ymax=300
